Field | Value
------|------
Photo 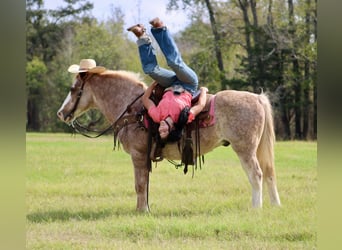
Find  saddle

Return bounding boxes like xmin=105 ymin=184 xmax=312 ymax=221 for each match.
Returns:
xmin=147 ymin=84 xmax=216 ymax=174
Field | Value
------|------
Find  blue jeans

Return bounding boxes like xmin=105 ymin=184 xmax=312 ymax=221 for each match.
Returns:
xmin=138 ymin=27 xmax=198 ymax=95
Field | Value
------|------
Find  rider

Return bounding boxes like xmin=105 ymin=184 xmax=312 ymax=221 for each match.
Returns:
xmin=127 ymin=17 xmax=208 ymax=141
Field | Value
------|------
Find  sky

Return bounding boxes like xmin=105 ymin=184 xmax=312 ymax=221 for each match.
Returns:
xmin=43 ymin=0 xmax=190 ymax=34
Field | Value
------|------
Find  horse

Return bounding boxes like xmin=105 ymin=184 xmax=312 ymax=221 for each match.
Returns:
xmin=57 ymin=70 xmax=281 ymax=212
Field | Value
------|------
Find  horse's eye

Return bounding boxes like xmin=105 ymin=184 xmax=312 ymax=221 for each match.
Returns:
xmin=70 ymin=87 xmax=76 ymax=92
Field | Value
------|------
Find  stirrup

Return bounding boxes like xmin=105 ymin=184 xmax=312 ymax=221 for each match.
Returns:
xmin=150 ymin=142 xmax=163 ymax=162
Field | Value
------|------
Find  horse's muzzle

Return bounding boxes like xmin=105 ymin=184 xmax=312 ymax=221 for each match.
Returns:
xmin=57 ymin=110 xmax=71 ymax=123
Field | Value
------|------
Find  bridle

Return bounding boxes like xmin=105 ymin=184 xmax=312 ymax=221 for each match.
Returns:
xmin=65 ymin=73 xmax=145 ymax=144
xmin=64 ymin=73 xmax=92 ymax=121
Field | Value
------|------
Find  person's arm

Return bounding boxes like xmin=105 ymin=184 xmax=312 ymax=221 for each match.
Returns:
xmin=142 ymin=81 xmax=158 ymax=110
xmin=187 ymin=87 xmax=208 ymax=123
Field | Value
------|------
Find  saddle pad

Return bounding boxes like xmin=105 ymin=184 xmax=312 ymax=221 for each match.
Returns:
xmin=198 ymin=95 xmax=216 ymax=128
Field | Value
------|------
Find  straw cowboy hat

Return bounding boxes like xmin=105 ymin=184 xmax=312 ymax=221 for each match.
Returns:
xmin=68 ymin=59 xmax=106 ymax=74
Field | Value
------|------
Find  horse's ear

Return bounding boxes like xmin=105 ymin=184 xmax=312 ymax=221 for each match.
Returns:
xmin=79 ymin=72 xmax=88 ymax=79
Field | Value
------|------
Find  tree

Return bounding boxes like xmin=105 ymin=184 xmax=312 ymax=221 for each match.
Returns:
xmin=26 ymin=0 xmax=93 ymax=62
xmin=26 ymin=0 xmax=317 ymax=139
xmin=168 ymin=0 xmax=317 ymax=139
xmin=203 ymin=0 xmax=227 ymax=90
xmin=176 ymin=20 xmax=222 ymax=92
xmin=168 ymin=0 xmax=229 ymax=90
xmin=26 ymin=0 xmax=93 ymax=131
xmin=312 ymin=0 xmax=317 ymax=139
xmin=287 ymin=0 xmax=302 ymax=139
xmin=26 ymin=0 xmax=141 ymax=132
xmin=26 ymin=57 xmax=47 ymax=130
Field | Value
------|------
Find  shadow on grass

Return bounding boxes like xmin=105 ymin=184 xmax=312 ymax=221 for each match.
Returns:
xmin=275 ymin=232 xmax=316 ymax=242
xmin=27 ymin=205 xmax=238 ymax=223
xmin=27 ymin=208 xmax=137 ymax=223
xmin=27 ymin=200 xmax=258 ymax=223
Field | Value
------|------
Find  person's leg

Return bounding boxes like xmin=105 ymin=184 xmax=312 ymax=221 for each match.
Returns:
xmin=150 ymin=19 xmax=198 ymax=93
xmin=138 ymin=41 xmax=177 ymax=87
xmin=127 ymin=24 xmax=176 ymax=87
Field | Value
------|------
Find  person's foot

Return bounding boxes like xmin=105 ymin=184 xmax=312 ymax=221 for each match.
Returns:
xmin=127 ymin=24 xmax=146 ymax=38
xmin=149 ymin=17 xmax=164 ymax=28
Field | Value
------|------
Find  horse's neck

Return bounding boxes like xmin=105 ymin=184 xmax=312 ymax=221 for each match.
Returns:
xmin=91 ymin=77 xmax=144 ymax=123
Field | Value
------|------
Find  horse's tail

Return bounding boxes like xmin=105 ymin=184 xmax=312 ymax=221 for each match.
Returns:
xmin=257 ymin=93 xmax=281 ymax=205
xmin=256 ymin=93 xmax=276 ymax=181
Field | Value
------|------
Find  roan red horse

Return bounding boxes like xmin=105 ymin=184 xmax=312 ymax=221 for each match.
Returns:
xmin=57 ymin=69 xmax=281 ymax=212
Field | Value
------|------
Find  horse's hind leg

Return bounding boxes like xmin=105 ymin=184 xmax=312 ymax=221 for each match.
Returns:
xmin=263 ymin=165 xmax=281 ymax=206
xmin=257 ymin=150 xmax=281 ymax=206
xmin=266 ymin=176 xmax=281 ymax=206
xmin=237 ymin=153 xmax=263 ymax=208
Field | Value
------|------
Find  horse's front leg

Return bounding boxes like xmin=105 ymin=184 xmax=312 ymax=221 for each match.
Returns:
xmin=132 ymin=156 xmax=150 ymax=212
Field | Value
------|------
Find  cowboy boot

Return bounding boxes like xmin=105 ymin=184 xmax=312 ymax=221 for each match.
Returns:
xmin=149 ymin=17 xmax=164 ymax=28
xmin=127 ymin=24 xmax=146 ymax=38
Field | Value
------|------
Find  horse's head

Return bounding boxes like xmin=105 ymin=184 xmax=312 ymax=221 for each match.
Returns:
xmin=57 ymin=73 xmax=95 ymax=124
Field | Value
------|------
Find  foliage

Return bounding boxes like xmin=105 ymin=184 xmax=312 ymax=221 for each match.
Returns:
xmin=26 ymin=0 xmax=317 ymax=140
xmin=26 ymin=57 xmax=47 ymax=131
xmin=177 ymin=21 xmax=222 ymax=92
xmin=26 ymin=0 xmax=140 ymax=132
xmin=26 ymin=133 xmax=317 ymax=249
xmin=168 ymin=0 xmax=316 ymax=139
xmin=26 ymin=0 xmax=93 ymax=131
xmin=26 ymin=57 xmax=47 ymax=94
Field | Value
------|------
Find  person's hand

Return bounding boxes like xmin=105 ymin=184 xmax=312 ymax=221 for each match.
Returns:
xmin=200 ymin=86 xmax=208 ymax=93
xmin=151 ymin=81 xmax=158 ymax=89
xmin=144 ymin=81 xmax=157 ymax=98
xmin=187 ymin=111 xmax=195 ymax=123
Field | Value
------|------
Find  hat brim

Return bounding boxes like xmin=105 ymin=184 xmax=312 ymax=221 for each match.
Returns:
xmin=68 ymin=65 xmax=106 ymax=74
xmin=68 ymin=64 xmax=82 ymax=73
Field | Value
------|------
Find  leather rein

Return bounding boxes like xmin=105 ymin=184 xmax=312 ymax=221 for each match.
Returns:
xmin=68 ymin=73 xmax=145 ymax=146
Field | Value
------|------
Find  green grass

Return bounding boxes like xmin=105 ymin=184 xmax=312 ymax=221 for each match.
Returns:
xmin=26 ymin=133 xmax=317 ymax=249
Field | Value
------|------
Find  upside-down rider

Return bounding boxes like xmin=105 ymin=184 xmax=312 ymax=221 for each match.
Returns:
xmin=127 ymin=17 xmax=208 ymax=148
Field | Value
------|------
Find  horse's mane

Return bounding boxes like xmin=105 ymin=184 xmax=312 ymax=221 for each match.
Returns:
xmin=100 ymin=70 xmax=147 ymax=88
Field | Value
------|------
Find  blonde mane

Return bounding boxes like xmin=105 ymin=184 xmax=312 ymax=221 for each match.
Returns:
xmin=100 ymin=70 xmax=147 ymax=89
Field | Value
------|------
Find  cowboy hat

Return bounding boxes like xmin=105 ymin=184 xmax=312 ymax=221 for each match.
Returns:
xmin=68 ymin=59 xmax=106 ymax=74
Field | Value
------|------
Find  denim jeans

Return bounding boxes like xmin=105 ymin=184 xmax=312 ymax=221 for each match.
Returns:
xmin=137 ymin=27 xmax=198 ymax=95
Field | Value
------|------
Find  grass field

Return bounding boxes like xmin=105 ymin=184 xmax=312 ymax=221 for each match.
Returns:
xmin=26 ymin=133 xmax=317 ymax=249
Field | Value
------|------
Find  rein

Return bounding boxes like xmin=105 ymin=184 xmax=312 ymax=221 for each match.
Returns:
xmin=71 ymin=92 xmax=145 ymax=145
xmin=71 ymin=119 xmax=114 ymax=138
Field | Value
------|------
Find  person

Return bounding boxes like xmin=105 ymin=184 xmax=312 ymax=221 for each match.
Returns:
xmin=127 ymin=17 xmax=208 ymax=140
xmin=143 ymin=81 xmax=208 ymax=141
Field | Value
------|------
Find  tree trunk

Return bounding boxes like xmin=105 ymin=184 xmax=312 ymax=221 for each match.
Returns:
xmin=302 ymin=0 xmax=311 ymax=139
xmin=277 ymin=49 xmax=291 ymax=139
xmin=293 ymin=60 xmax=302 ymax=139
xmin=237 ymin=0 xmax=254 ymax=87
xmin=249 ymin=0 xmax=264 ymax=90
xmin=27 ymin=99 xmax=40 ymax=131
xmin=313 ymin=0 xmax=317 ymax=139
xmin=204 ymin=0 xmax=226 ymax=90
xmin=288 ymin=0 xmax=302 ymax=139
xmin=267 ymin=0 xmax=273 ymax=26
xmin=279 ymin=85 xmax=291 ymax=140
